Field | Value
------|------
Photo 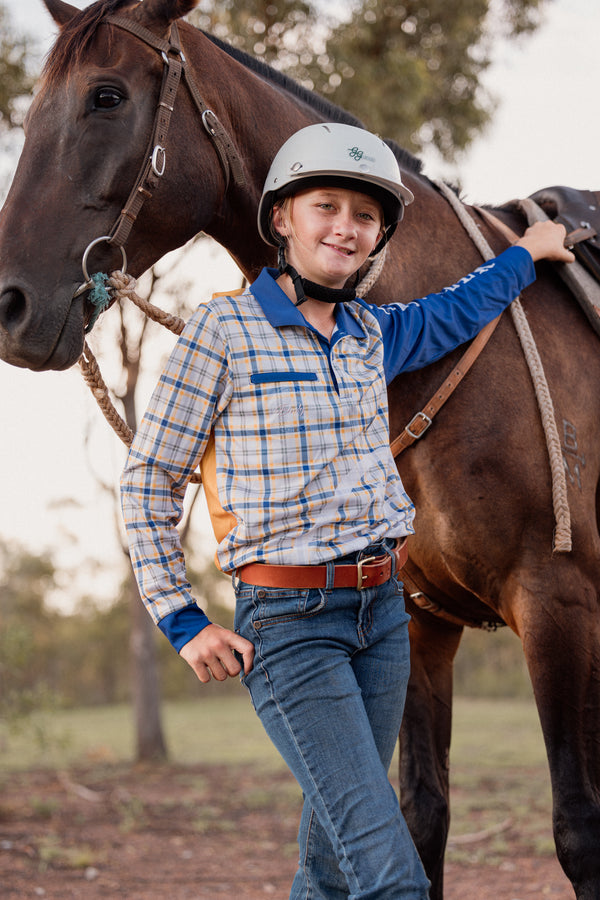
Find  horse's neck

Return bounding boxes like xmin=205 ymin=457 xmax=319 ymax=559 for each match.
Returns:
xmin=372 ymin=187 xmax=489 ymax=305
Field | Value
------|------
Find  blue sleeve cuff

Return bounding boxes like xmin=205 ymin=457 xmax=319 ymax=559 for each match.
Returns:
xmin=158 ymin=606 xmax=212 ymax=652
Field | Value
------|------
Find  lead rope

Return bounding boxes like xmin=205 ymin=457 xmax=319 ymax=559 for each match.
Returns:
xmin=77 ymin=270 xmax=208 ymax=482
xmin=78 ymin=255 xmax=386 ymax=485
xmin=434 ymin=180 xmax=571 ymax=552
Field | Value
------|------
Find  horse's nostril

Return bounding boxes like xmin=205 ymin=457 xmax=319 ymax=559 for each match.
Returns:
xmin=0 ymin=288 xmax=28 ymax=332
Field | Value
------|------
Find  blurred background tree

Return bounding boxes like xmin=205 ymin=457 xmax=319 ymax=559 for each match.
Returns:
xmin=0 ymin=541 xmax=60 ymax=737
xmin=0 ymin=3 xmax=34 ymax=130
xmin=0 ymin=537 xmax=241 ymax=730
xmin=0 ymin=2 xmax=36 ymax=202
xmin=191 ymin=0 xmax=547 ymax=159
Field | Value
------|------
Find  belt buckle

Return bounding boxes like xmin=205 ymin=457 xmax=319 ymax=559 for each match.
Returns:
xmin=356 ymin=555 xmax=376 ymax=590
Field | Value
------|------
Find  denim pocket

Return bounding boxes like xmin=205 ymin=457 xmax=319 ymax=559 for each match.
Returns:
xmin=247 ymin=585 xmax=328 ymax=630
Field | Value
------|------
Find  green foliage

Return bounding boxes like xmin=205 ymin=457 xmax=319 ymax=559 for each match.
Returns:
xmin=316 ymin=0 xmax=546 ymax=157
xmin=190 ymin=0 xmax=547 ymax=160
xmin=191 ymin=0 xmax=320 ymax=71
xmin=319 ymin=0 xmax=494 ymax=158
xmin=0 ymin=4 xmax=35 ymax=129
xmin=0 ymin=540 xmax=61 ymax=732
xmin=0 ymin=537 xmax=240 ymax=747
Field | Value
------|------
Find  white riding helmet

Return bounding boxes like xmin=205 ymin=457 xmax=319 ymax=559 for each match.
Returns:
xmin=258 ymin=122 xmax=414 ymax=253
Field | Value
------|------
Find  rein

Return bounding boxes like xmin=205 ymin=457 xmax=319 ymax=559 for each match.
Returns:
xmin=74 ymin=14 xmax=246 ymax=306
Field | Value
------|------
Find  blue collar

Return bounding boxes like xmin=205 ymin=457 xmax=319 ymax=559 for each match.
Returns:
xmin=251 ymin=268 xmax=366 ymax=341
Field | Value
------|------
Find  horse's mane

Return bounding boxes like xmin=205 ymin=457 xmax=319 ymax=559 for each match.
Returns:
xmin=42 ymin=0 xmax=423 ymax=179
xmin=202 ymin=30 xmax=423 ymax=178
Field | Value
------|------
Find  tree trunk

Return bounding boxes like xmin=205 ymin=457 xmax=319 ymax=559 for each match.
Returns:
xmin=119 ymin=319 xmax=168 ymax=763
xmin=127 ymin=565 xmax=168 ymax=761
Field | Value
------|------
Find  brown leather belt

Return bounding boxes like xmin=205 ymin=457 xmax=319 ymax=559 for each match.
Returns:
xmin=237 ymin=538 xmax=408 ymax=591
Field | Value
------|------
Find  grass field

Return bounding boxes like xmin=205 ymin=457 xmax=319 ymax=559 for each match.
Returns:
xmin=0 ymin=687 xmax=549 ymax=773
xmin=1 ymin=688 xmax=554 ymax=860
xmin=1 ymin=691 xmax=565 ymax=897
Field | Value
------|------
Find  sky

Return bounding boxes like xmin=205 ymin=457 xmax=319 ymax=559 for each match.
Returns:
xmin=1 ymin=0 xmax=599 ymax=609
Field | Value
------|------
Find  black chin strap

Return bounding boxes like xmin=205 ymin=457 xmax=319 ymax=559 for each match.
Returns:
xmin=277 ymin=246 xmax=356 ymax=307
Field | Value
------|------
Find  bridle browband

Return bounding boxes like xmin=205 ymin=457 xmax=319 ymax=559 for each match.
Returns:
xmin=74 ymin=13 xmax=246 ymax=303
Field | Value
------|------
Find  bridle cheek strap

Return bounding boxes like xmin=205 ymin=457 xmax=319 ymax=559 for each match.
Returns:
xmin=104 ymin=15 xmax=245 ymax=251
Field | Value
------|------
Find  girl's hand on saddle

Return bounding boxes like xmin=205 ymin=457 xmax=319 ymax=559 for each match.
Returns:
xmin=180 ymin=623 xmax=255 ymax=684
xmin=515 ymin=220 xmax=575 ymax=263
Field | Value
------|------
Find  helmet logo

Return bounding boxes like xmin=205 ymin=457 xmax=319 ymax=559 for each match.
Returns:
xmin=348 ymin=146 xmax=375 ymax=165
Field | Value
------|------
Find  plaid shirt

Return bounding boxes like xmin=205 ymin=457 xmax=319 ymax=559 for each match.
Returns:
xmin=121 ymin=247 xmax=534 ymax=649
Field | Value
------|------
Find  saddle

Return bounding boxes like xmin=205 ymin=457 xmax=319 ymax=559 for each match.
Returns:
xmin=516 ymin=186 xmax=600 ymax=339
xmin=529 ymin=186 xmax=600 ymax=280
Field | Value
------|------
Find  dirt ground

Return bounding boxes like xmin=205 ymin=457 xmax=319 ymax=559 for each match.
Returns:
xmin=1 ymin=764 xmax=573 ymax=899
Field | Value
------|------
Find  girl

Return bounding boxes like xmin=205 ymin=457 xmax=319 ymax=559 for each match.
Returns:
xmin=121 ymin=123 xmax=573 ymax=899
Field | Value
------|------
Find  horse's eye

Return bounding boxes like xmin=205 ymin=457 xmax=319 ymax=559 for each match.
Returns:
xmin=93 ymin=87 xmax=124 ymax=110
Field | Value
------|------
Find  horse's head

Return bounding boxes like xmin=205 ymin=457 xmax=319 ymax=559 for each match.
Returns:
xmin=0 ymin=0 xmax=252 ymax=370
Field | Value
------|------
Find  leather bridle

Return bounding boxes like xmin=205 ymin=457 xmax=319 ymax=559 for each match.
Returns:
xmin=74 ymin=14 xmax=246 ymax=300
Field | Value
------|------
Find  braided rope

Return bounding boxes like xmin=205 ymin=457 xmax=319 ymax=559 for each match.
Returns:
xmin=79 ymin=340 xmax=135 ymax=446
xmin=108 ymin=271 xmax=187 ymax=335
xmin=78 ymin=271 xmax=204 ymax=483
xmin=435 ymin=181 xmax=571 ymax=552
xmin=355 ymin=245 xmax=387 ymax=297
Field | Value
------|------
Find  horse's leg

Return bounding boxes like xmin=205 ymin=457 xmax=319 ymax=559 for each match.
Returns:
xmin=399 ymin=604 xmax=463 ymax=900
xmin=507 ymin=559 xmax=600 ymax=900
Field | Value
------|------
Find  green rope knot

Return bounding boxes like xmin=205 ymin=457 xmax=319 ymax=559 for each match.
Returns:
xmin=85 ymin=272 xmax=112 ymax=333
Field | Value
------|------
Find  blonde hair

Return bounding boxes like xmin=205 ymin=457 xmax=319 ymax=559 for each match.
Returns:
xmin=271 ymin=196 xmax=295 ymax=246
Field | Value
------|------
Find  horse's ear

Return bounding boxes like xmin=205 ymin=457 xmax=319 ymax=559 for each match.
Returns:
xmin=43 ymin=0 xmax=81 ymax=27
xmin=138 ymin=0 xmax=200 ymax=28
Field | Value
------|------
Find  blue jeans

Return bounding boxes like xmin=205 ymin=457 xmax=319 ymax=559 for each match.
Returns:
xmin=233 ymin=545 xmax=431 ymax=900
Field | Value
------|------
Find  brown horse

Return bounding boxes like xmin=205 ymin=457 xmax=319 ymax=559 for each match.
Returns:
xmin=1 ymin=1 xmax=599 ymax=896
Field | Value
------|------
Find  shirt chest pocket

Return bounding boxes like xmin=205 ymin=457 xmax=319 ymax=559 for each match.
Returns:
xmin=240 ymin=370 xmax=322 ymax=434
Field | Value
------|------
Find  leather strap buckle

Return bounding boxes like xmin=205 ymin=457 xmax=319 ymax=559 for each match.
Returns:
xmin=405 ymin=411 xmax=432 ymax=440
xmin=356 ymin=555 xmax=376 ymax=590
